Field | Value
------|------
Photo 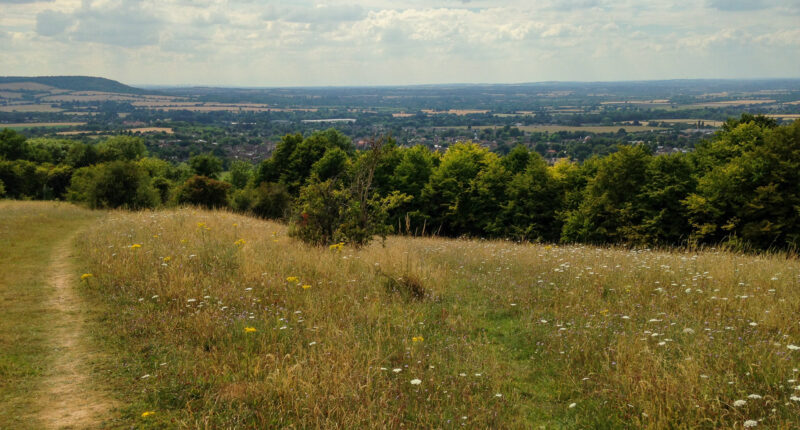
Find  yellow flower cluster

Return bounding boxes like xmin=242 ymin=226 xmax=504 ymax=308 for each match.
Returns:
xmin=412 ymin=336 xmax=424 ymax=343
xmin=302 ymin=284 xmax=312 ymax=290
xmin=141 ymin=411 xmax=155 ymax=418
xmin=234 ymin=238 xmax=246 ymax=246
xmin=329 ymin=242 xmax=345 ymax=252
xmin=130 ymin=244 xmax=142 ymax=250
xmin=80 ymin=273 xmax=93 ymax=281
xmin=162 ymin=256 xmax=171 ymax=263
xmin=286 ymin=276 xmax=300 ymax=284
xmin=244 ymin=327 xmax=257 ymax=333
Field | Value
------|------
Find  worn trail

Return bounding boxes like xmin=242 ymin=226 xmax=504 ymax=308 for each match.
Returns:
xmin=34 ymin=234 xmax=116 ymax=429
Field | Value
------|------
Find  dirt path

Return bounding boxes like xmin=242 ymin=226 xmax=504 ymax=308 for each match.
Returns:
xmin=35 ymin=235 xmax=116 ymax=429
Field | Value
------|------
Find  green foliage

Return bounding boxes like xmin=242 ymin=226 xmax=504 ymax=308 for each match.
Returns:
xmin=310 ymin=147 xmax=350 ymax=181
xmin=189 ymin=154 xmax=223 ymax=179
xmin=256 ymin=129 xmax=354 ymax=193
xmin=421 ymin=142 xmax=496 ymax=235
xmin=686 ymin=118 xmax=800 ymax=249
xmin=231 ymin=182 xmax=291 ymax=219
xmin=227 ymin=160 xmax=253 ymax=189
xmin=98 ymin=136 xmax=147 ymax=161
xmin=0 ymin=129 xmax=28 ymax=161
xmin=176 ymin=175 xmax=231 ymax=209
xmin=290 ymin=137 xmax=404 ymax=247
xmin=67 ymin=161 xmax=158 ymax=209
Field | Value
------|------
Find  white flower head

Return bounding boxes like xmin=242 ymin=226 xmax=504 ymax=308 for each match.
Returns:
xmin=744 ymin=420 xmax=758 ymax=428
xmin=410 ymin=379 xmax=422 ymax=385
xmin=733 ymin=399 xmax=747 ymax=407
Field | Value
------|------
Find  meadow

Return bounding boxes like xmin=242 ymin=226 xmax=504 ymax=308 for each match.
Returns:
xmin=66 ymin=207 xmax=800 ymax=428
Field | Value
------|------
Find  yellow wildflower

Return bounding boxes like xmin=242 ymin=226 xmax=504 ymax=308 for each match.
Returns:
xmin=130 ymin=244 xmax=142 ymax=250
xmin=244 ymin=327 xmax=257 ymax=333
xmin=233 ymin=223 xmax=238 ymax=227
xmin=162 ymin=256 xmax=171 ymax=263
xmin=286 ymin=276 xmax=299 ymax=284
xmin=141 ymin=411 xmax=155 ymax=418
xmin=80 ymin=273 xmax=93 ymax=281
xmin=234 ymin=238 xmax=246 ymax=246
xmin=302 ymin=284 xmax=311 ymax=290
xmin=412 ymin=336 xmax=424 ymax=343
xmin=544 ymin=245 xmax=553 ymax=250
xmin=197 ymin=222 xmax=206 ymax=228
xmin=329 ymin=242 xmax=345 ymax=252
xmin=153 ymin=234 xmax=159 ymax=238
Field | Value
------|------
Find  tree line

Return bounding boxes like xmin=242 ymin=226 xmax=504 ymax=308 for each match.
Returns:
xmin=1 ymin=114 xmax=798 ymax=250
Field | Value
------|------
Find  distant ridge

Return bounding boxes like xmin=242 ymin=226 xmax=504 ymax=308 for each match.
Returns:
xmin=0 ymin=76 xmax=148 ymax=94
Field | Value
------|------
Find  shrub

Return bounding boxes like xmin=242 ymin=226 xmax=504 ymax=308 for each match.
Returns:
xmin=176 ymin=175 xmax=231 ymax=209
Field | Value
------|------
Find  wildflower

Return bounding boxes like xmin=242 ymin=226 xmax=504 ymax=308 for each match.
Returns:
xmin=302 ymin=284 xmax=311 ymax=290
xmin=244 ymin=327 xmax=257 ymax=333
xmin=733 ymin=399 xmax=747 ymax=407
xmin=392 ymin=368 xmax=402 ymax=373
xmin=162 ymin=256 xmax=171 ymax=263
xmin=286 ymin=276 xmax=299 ymax=283
xmin=747 ymin=394 xmax=762 ymax=399
xmin=234 ymin=238 xmax=246 ymax=246
xmin=568 ymin=403 xmax=577 ymax=409
xmin=80 ymin=273 xmax=93 ymax=281
xmin=495 ymin=393 xmax=503 ymax=398
xmin=788 ymin=344 xmax=800 ymax=351
xmin=791 ymin=396 xmax=800 ymax=402
xmin=744 ymin=420 xmax=758 ymax=428
xmin=329 ymin=242 xmax=345 ymax=252
xmin=233 ymin=223 xmax=238 ymax=227
xmin=141 ymin=411 xmax=155 ymax=418
xmin=130 ymin=244 xmax=142 ymax=250
xmin=410 ymin=379 xmax=422 ymax=385
xmin=683 ymin=328 xmax=695 ymax=334
xmin=412 ymin=336 xmax=424 ymax=343
xmin=544 ymin=245 xmax=553 ymax=250
xmin=197 ymin=222 xmax=206 ymax=228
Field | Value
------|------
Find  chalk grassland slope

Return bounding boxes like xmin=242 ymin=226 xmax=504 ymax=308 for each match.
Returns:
xmin=76 ymin=208 xmax=800 ymax=428
xmin=0 ymin=76 xmax=147 ymax=95
xmin=0 ymin=202 xmax=105 ymax=429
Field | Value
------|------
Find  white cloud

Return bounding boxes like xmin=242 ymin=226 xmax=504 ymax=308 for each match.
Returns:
xmin=0 ymin=0 xmax=797 ymax=85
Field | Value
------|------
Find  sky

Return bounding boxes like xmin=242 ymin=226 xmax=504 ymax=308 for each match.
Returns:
xmin=1 ymin=0 xmax=799 ymax=86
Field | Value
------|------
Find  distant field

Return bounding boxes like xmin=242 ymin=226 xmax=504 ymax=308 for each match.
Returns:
xmin=690 ymin=99 xmax=777 ymax=108
xmin=1 ymin=122 xmax=85 ymax=129
xmin=641 ymin=119 xmax=725 ymax=127
xmin=436 ymin=124 xmax=665 ymax=133
xmin=126 ymin=127 xmax=174 ymax=134
xmin=422 ymin=109 xmax=490 ymax=115
xmin=0 ymin=104 xmax=63 ymax=113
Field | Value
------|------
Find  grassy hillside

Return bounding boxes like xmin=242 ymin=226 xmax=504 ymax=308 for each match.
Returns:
xmin=71 ymin=207 xmax=800 ymax=428
xmin=0 ymin=76 xmax=147 ymax=94
xmin=0 ymin=202 xmax=102 ymax=428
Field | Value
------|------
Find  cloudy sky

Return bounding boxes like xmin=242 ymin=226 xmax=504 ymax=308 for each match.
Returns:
xmin=1 ymin=0 xmax=799 ymax=86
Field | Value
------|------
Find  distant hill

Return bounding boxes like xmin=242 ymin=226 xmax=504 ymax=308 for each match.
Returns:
xmin=0 ymin=76 xmax=148 ymax=94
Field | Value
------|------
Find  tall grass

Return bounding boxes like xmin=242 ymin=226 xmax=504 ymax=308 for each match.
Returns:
xmin=76 ymin=208 xmax=800 ymax=428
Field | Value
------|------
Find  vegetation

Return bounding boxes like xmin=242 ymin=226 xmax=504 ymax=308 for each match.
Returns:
xmin=68 ymin=206 xmax=800 ymax=428
xmin=0 ymin=202 xmax=100 ymax=428
xmin=2 ymin=114 xmax=799 ymax=251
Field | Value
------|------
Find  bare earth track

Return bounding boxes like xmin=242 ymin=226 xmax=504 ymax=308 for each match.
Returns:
xmin=34 ymin=235 xmax=115 ymax=429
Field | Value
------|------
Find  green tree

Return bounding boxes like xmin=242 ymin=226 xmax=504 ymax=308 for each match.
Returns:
xmin=189 ymin=154 xmax=223 ymax=179
xmin=98 ymin=136 xmax=147 ymax=161
xmin=0 ymin=129 xmax=28 ymax=161
xmin=176 ymin=175 xmax=231 ymax=209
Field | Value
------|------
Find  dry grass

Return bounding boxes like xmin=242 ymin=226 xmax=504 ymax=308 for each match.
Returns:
xmin=0 ymin=104 xmax=63 ymax=113
xmin=1 ymin=122 xmax=86 ymax=129
xmin=73 ymin=208 xmax=800 ymax=428
xmin=126 ymin=127 xmax=174 ymax=134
